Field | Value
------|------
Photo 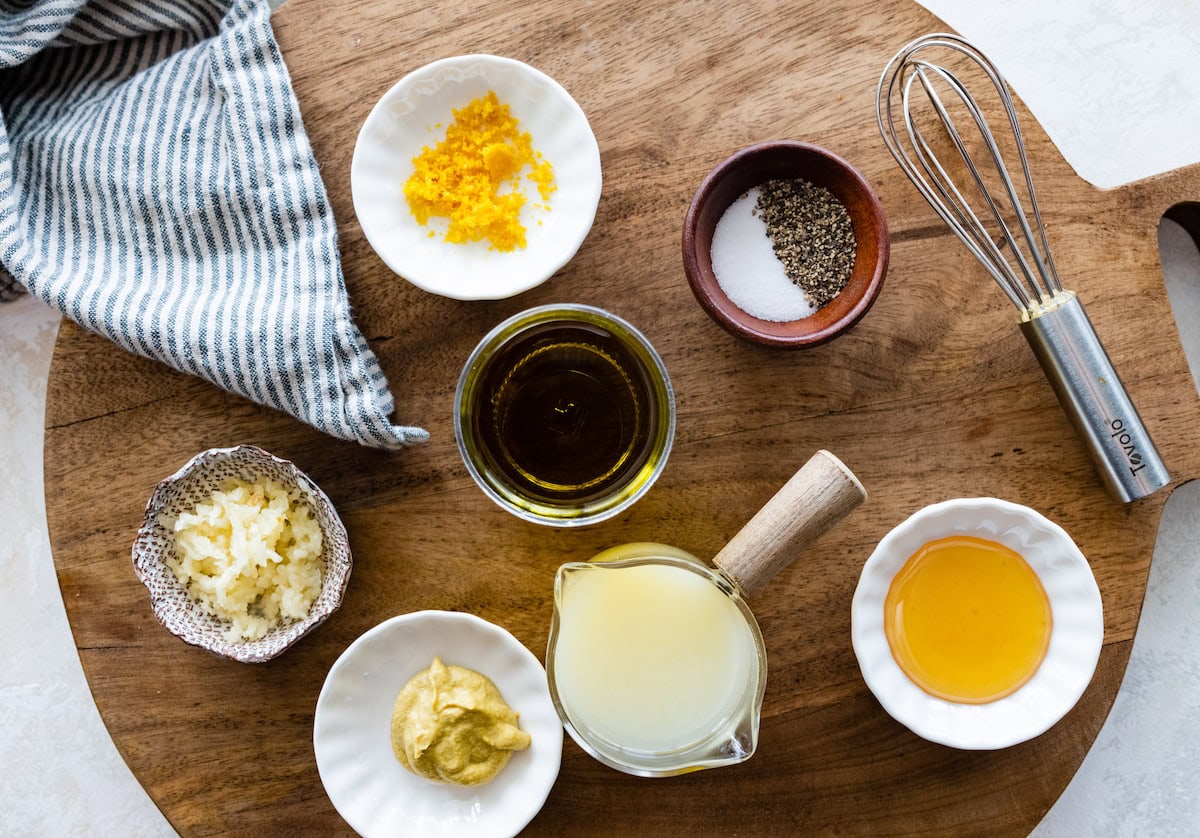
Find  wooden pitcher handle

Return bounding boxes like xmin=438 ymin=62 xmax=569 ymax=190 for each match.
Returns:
xmin=712 ymin=450 xmax=867 ymax=596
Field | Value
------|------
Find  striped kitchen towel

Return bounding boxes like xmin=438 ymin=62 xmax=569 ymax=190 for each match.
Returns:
xmin=0 ymin=0 xmax=428 ymax=448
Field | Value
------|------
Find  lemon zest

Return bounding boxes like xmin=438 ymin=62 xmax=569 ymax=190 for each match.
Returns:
xmin=404 ymin=91 xmax=556 ymax=252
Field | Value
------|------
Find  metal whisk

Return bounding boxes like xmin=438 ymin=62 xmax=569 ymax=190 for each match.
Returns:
xmin=877 ymin=33 xmax=1169 ymax=503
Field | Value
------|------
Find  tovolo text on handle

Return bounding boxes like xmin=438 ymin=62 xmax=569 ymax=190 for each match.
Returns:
xmin=1019 ymin=295 xmax=1169 ymax=503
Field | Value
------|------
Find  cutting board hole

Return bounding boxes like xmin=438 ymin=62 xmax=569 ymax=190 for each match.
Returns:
xmin=1159 ymin=204 xmax=1200 ymax=395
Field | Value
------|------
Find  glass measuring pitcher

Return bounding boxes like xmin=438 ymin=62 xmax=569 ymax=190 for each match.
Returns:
xmin=545 ymin=450 xmax=866 ymax=776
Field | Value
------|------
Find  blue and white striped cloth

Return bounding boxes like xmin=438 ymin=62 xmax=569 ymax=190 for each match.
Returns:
xmin=0 ymin=0 xmax=428 ymax=448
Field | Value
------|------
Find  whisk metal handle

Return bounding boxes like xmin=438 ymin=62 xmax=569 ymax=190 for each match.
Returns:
xmin=1019 ymin=295 xmax=1169 ymax=503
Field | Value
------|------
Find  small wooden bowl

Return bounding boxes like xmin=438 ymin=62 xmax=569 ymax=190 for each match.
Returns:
xmin=682 ymin=141 xmax=890 ymax=348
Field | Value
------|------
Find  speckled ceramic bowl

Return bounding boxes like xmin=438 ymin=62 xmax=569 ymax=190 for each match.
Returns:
xmin=132 ymin=445 xmax=351 ymax=664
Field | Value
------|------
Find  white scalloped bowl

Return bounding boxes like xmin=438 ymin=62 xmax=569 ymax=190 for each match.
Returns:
xmin=851 ymin=498 xmax=1104 ymax=750
xmin=314 ymin=611 xmax=562 ymax=838
xmin=351 ymin=54 xmax=602 ymax=300
xmin=132 ymin=445 xmax=352 ymax=664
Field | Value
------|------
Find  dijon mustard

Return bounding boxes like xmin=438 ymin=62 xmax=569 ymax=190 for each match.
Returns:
xmin=389 ymin=657 xmax=531 ymax=786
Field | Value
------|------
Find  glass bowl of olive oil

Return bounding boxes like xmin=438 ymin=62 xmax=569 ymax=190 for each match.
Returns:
xmin=455 ymin=304 xmax=675 ymax=526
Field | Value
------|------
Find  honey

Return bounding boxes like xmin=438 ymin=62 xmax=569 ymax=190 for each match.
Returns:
xmin=884 ymin=535 xmax=1052 ymax=704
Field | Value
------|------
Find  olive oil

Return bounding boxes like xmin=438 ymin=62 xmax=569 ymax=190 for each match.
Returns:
xmin=472 ymin=321 xmax=656 ymax=503
xmin=456 ymin=304 xmax=674 ymax=525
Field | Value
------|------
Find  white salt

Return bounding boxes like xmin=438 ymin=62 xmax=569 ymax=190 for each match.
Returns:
xmin=710 ymin=187 xmax=816 ymax=322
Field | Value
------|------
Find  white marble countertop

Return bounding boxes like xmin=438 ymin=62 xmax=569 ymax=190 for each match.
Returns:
xmin=2 ymin=1 xmax=1198 ymax=834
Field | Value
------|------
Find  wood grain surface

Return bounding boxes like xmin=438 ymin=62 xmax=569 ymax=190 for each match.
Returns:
xmin=43 ymin=0 xmax=1200 ymax=835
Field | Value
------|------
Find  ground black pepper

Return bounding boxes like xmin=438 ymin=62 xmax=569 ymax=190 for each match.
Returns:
xmin=754 ymin=179 xmax=856 ymax=307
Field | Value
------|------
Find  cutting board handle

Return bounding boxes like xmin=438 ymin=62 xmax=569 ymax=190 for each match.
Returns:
xmin=713 ymin=450 xmax=867 ymax=596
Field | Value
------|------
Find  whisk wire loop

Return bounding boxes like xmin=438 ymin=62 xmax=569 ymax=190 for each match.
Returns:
xmin=878 ymin=33 xmax=1066 ymax=313
xmin=902 ymin=65 xmax=1035 ymax=309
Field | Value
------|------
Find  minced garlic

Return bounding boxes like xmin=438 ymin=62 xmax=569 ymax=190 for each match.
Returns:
xmin=165 ymin=478 xmax=323 ymax=642
xmin=404 ymin=90 xmax=555 ymax=252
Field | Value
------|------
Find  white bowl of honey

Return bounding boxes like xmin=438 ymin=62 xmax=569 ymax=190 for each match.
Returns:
xmin=851 ymin=497 xmax=1103 ymax=749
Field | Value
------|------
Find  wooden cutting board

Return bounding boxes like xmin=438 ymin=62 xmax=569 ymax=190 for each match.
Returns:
xmin=43 ymin=0 xmax=1200 ymax=834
